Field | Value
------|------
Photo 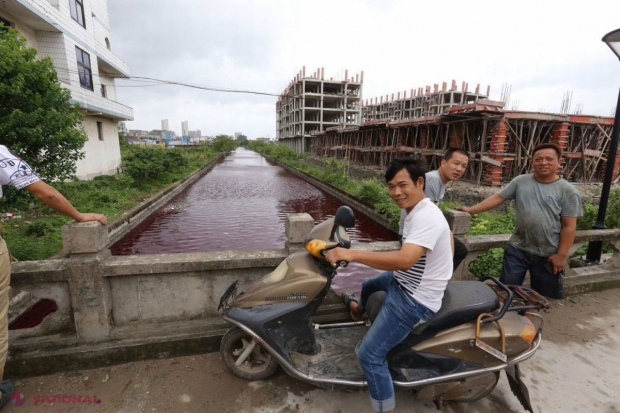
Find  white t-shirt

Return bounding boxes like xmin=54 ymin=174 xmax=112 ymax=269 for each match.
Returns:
xmin=0 ymin=145 xmax=40 ymax=198
xmin=395 ymin=198 xmax=452 ymax=312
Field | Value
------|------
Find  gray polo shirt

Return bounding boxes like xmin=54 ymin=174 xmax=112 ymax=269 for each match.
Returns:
xmin=499 ymin=174 xmax=582 ymax=257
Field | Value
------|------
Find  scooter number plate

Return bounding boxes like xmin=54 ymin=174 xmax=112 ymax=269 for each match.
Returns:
xmin=475 ymin=338 xmax=507 ymax=362
xmin=218 ymin=280 xmax=238 ymax=311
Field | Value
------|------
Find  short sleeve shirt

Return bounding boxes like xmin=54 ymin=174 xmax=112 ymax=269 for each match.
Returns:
xmin=396 ymin=198 xmax=453 ymax=312
xmin=499 ymin=174 xmax=582 ymax=257
xmin=0 ymin=145 xmax=40 ymax=198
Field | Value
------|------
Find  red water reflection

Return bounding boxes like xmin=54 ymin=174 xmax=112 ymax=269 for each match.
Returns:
xmin=111 ymin=148 xmax=398 ymax=292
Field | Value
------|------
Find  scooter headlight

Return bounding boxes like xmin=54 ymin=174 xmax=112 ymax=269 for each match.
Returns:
xmin=306 ymin=239 xmax=327 ymax=258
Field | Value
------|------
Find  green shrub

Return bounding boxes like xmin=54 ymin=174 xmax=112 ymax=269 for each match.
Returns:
xmin=468 ymin=247 xmax=504 ymax=278
xmin=123 ymin=147 xmax=167 ymax=180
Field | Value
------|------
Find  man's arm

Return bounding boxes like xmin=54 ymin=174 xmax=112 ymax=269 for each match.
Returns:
xmin=547 ymin=216 xmax=577 ymax=274
xmin=25 ymin=181 xmax=107 ymax=225
xmin=455 ymin=194 xmax=506 ymax=215
xmin=325 ymin=243 xmax=427 ymax=272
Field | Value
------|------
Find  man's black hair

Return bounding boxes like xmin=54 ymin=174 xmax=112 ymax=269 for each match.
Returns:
xmin=384 ymin=156 xmax=428 ymax=188
xmin=443 ymin=147 xmax=470 ymax=161
xmin=533 ymin=143 xmax=562 ymax=159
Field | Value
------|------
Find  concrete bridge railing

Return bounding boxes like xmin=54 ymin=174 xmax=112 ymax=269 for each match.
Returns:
xmin=7 ymin=211 xmax=620 ymax=378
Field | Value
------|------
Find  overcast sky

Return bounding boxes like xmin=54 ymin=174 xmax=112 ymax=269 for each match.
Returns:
xmin=108 ymin=0 xmax=620 ymax=138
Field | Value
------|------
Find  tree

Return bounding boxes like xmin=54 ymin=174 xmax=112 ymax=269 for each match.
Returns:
xmin=0 ymin=25 xmax=87 ymax=181
xmin=236 ymin=134 xmax=249 ymax=147
xmin=118 ymin=131 xmax=130 ymax=146
xmin=212 ymin=135 xmax=237 ymax=153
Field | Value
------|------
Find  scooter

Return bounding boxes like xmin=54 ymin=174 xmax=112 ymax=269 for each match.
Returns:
xmin=218 ymin=206 xmax=548 ymax=411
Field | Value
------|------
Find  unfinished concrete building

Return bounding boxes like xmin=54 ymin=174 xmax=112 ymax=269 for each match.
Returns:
xmin=309 ymin=100 xmax=620 ymax=186
xmin=277 ymin=67 xmax=363 ymax=153
xmin=363 ymin=80 xmax=490 ymax=122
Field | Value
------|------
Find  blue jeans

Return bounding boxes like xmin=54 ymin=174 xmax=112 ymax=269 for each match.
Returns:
xmin=357 ymin=271 xmax=436 ymax=412
xmin=500 ymin=243 xmax=564 ymax=299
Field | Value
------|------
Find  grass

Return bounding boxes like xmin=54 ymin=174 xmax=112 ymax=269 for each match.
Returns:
xmin=0 ymin=146 xmax=217 ymax=261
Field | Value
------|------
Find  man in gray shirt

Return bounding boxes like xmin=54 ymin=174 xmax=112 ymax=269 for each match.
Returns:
xmin=457 ymin=143 xmax=582 ymax=299
xmin=399 ymin=148 xmax=470 ymax=271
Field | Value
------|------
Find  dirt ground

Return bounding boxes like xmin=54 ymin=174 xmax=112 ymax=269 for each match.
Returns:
xmin=3 ymin=288 xmax=620 ymax=413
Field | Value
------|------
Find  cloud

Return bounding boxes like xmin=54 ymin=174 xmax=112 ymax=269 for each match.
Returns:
xmin=108 ymin=0 xmax=620 ymax=137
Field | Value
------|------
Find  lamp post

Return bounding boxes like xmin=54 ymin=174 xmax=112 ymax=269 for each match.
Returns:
xmin=585 ymin=28 xmax=620 ymax=263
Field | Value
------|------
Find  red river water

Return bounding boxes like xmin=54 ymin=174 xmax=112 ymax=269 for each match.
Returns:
xmin=111 ymin=148 xmax=398 ymax=293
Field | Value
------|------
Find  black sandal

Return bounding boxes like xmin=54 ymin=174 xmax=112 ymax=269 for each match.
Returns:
xmin=340 ymin=289 xmax=361 ymax=321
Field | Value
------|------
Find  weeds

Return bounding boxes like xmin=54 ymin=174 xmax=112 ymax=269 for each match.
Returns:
xmin=0 ymin=147 xmax=216 ymax=260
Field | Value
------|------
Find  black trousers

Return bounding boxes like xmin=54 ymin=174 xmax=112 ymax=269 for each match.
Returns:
xmin=453 ymin=237 xmax=468 ymax=271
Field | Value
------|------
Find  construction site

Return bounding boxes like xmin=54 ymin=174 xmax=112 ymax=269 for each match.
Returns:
xmin=275 ymin=69 xmax=620 ymax=186
xmin=276 ymin=67 xmax=363 ymax=153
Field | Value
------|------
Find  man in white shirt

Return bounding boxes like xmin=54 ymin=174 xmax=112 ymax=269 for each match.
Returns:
xmin=326 ymin=157 xmax=453 ymax=413
xmin=398 ymin=148 xmax=469 ymax=271
xmin=0 ymin=145 xmax=106 ymax=409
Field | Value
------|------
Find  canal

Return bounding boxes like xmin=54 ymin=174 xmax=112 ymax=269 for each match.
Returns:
xmin=111 ymin=148 xmax=398 ymax=292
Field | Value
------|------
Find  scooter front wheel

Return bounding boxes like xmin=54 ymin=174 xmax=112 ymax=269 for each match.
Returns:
xmin=220 ymin=326 xmax=279 ymax=381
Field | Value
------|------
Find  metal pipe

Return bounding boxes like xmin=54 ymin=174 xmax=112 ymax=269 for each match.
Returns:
xmin=586 ymin=86 xmax=620 ymax=263
xmin=315 ymin=321 xmax=366 ymax=329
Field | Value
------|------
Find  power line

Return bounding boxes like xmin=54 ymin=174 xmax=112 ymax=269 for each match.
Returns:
xmin=48 ymin=67 xmax=279 ymax=96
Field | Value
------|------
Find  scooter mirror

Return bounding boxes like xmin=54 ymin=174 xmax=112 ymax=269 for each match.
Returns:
xmin=334 ymin=206 xmax=355 ymax=228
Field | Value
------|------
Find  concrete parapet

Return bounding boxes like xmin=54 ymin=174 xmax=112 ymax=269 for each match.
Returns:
xmin=61 ymin=221 xmax=108 ymax=256
xmin=442 ymin=209 xmax=471 ymax=236
xmin=285 ymin=213 xmax=314 ymax=252
xmin=7 ymin=214 xmax=620 ymax=379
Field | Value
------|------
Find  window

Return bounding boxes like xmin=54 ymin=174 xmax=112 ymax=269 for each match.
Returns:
xmin=101 ymin=84 xmax=107 ymax=98
xmin=97 ymin=121 xmax=104 ymax=141
xmin=69 ymin=0 xmax=85 ymax=28
xmin=75 ymin=47 xmax=93 ymax=90
xmin=0 ymin=16 xmax=12 ymax=32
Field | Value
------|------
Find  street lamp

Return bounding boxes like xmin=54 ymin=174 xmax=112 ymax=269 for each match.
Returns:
xmin=585 ymin=28 xmax=620 ymax=263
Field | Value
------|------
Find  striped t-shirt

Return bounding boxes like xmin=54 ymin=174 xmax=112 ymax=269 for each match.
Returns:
xmin=395 ymin=198 xmax=453 ymax=312
xmin=0 ymin=145 xmax=40 ymax=199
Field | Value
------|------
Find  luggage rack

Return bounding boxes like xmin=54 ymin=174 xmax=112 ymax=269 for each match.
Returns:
xmin=490 ymin=283 xmax=550 ymax=313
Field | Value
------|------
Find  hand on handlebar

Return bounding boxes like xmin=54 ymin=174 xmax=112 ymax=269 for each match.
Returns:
xmin=325 ymin=247 xmax=353 ymax=268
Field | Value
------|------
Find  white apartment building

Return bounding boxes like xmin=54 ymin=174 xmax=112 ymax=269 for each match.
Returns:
xmin=161 ymin=119 xmax=169 ymax=131
xmin=0 ymin=0 xmax=133 ymax=180
xmin=181 ymin=121 xmax=189 ymax=137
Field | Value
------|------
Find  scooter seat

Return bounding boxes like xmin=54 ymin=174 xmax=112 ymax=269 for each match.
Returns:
xmin=365 ymin=281 xmax=499 ymax=335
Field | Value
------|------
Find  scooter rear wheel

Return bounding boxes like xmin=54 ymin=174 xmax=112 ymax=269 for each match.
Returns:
xmin=220 ymin=326 xmax=279 ymax=381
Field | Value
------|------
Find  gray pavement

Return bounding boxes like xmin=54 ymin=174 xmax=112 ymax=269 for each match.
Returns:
xmin=3 ymin=289 xmax=620 ymax=413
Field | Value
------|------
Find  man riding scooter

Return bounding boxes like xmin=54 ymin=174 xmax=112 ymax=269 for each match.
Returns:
xmin=326 ymin=156 xmax=453 ymax=413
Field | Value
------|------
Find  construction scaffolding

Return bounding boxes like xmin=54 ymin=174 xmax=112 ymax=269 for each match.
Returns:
xmin=363 ymin=80 xmax=490 ymax=121
xmin=310 ymin=101 xmax=620 ymax=186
